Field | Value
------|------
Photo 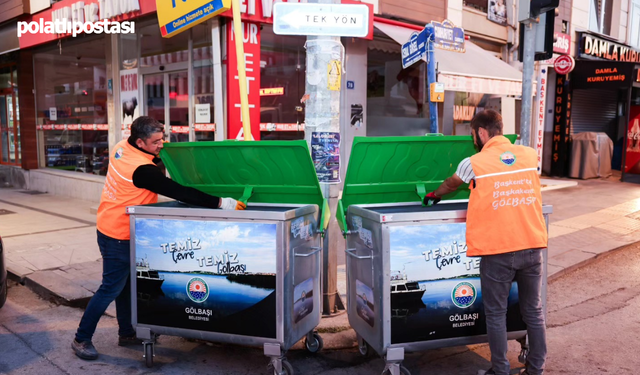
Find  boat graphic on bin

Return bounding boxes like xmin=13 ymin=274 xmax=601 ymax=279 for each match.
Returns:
xmin=136 ymin=256 xmax=164 ymax=293
xmin=390 ymin=270 xmax=425 ymax=307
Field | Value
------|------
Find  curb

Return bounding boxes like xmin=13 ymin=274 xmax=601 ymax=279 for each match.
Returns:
xmin=547 ymin=243 xmax=632 ymax=283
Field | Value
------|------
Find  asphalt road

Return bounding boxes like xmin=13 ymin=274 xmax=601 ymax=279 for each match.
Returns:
xmin=2 ymin=243 xmax=640 ymax=375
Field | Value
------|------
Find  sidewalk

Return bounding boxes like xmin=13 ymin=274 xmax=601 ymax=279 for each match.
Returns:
xmin=2 ymin=176 xmax=640 ymax=349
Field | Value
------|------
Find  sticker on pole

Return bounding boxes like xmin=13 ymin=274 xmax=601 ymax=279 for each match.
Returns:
xmin=327 ymin=60 xmax=341 ymax=91
xmin=311 ymin=132 xmax=340 ymax=183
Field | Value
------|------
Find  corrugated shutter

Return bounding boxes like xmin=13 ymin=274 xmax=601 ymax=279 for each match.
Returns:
xmin=571 ymin=89 xmax=618 ymax=137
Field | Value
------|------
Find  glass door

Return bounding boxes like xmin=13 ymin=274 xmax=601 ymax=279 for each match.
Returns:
xmin=0 ymin=94 xmax=8 ymax=163
xmin=143 ymin=70 xmax=190 ymax=142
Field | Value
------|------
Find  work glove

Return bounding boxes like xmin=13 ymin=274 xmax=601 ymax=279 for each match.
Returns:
xmin=220 ymin=198 xmax=246 ymax=210
xmin=423 ymin=192 xmax=441 ymax=207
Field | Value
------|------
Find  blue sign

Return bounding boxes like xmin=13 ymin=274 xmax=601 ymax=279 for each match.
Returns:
xmin=432 ymin=19 xmax=465 ymax=53
xmin=347 ymin=81 xmax=355 ymax=89
xmin=401 ymin=30 xmax=427 ymax=69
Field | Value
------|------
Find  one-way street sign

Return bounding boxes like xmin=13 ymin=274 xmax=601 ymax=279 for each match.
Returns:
xmin=273 ymin=3 xmax=370 ymax=37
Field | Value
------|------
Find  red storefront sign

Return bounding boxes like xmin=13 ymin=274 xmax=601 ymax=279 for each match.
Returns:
xmin=226 ymin=21 xmax=261 ymax=140
xmin=554 ymin=55 xmax=575 ymax=75
xmin=553 ymin=32 xmax=571 ymax=55
xmin=625 ymin=106 xmax=640 ymax=173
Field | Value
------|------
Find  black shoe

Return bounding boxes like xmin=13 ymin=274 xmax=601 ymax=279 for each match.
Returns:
xmin=477 ymin=369 xmax=496 ymax=375
xmin=118 ymin=335 xmax=145 ymax=346
xmin=72 ymin=339 xmax=98 ymax=360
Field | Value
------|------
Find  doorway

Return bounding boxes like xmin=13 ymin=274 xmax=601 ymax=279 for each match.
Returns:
xmin=0 ymin=88 xmax=19 ymax=164
xmin=143 ymin=70 xmax=189 ymax=142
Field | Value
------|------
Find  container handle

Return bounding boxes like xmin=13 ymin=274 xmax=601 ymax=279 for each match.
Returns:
xmin=424 ymin=133 xmax=443 ymax=136
xmin=239 ymin=186 xmax=253 ymax=204
xmin=345 ymin=248 xmax=373 ymax=260
xmin=294 ymin=247 xmax=322 ymax=258
xmin=292 ymin=246 xmax=322 ymax=286
xmin=415 ymin=184 xmax=426 ymax=205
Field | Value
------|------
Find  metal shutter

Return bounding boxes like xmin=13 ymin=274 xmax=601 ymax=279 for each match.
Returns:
xmin=571 ymin=89 xmax=618 ymax=138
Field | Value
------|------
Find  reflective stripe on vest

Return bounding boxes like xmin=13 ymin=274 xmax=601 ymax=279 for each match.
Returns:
xmin=96 ymin=139 xmax=158 ymax=240
xmin=466 ymin=136 xmax=548 ymax=257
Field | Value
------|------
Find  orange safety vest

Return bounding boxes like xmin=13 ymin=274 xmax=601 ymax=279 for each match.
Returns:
xmin=466 ymin=136 xmax=548 ymax=257
xmin=96 ymin=139 xmax=158 ymax=240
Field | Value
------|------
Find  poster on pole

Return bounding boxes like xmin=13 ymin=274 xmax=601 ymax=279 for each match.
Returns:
xmin=120 ymin=68 xmax=139 ymax=138
xmin=311 ymin=132 xmax=341 ymax=183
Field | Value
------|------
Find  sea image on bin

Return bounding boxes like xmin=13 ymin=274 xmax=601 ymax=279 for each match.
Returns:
xmin=389 ymin=223 xmax=526 ymax=344
xmin=356 ymin=279 xmax=375 ymax=327
xmin=293 ymin=277 xmax=314 ymax=323
xmin=134 ymin=218 xmax=278 ymax=338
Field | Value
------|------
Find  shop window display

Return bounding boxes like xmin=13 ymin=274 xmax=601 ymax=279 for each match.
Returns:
xmin=0 ymin=64 xmax=20 ymax=165
xmin=34 ymin=36 xmax=109 ymax=174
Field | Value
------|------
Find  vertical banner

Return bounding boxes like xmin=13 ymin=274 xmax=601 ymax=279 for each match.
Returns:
xmin=120 ymin=68 xmax=139 ymax=138
xmin=227 ymin=21 xmax=261 ymax=140
xmin=534 ymin=67 xmax=548 ymax=174
xmin=625 ymin=106 xmax=640 ymax=173
xmin=311 ymin=132 xmax=341 ymax=183
xmin=550 ymin=75 xmax=571 ymax=177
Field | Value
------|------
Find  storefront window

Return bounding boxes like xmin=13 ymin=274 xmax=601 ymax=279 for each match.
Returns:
xmin=34 ymin=36 xmax=109 ymax=174
xmin=192 ymin=22 xmax=216 ymax=141
xmin=0 ymin=64 xmax=20 ymax=165
xmin=463 ymin=0 xmax=488 ymax=13
xmin=367 ymin=35 xmax=429 ymax=136
xmin=260 ymin=25 xmax=306 ymax=140
xmin=449 ymin=92 xmax=521 ymax=135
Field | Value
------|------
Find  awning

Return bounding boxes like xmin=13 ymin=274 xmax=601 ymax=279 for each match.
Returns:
xmin=374 ymin=20 xmax=526 ymax=97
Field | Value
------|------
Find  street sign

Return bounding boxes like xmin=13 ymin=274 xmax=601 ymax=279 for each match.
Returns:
xmin=553 ymin=55 xmax=575 ymax=75
xmin=432 ymin=19 xmax=465 ymax=53
xmin=273 ymin=3 xmax=370 ymax=37
xmin=401 ymin=30 xmax=427 ymax=69
xmin=157 ymin=0 xmax=231 ymax=38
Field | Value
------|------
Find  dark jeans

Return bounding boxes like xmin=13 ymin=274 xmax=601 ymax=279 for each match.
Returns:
xmin=75 ymin=230 xmax=135 ymax=342
xmin=480 ymin=249 xmax=546 ymax=375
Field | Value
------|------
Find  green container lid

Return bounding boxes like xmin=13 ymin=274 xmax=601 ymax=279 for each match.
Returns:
xmin=337 ymin=134 xmax=517 ymax=234
xmin=159 ymin=140 xmax=330 ymax=232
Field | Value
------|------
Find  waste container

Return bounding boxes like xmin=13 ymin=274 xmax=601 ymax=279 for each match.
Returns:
xmin=337 ymin=135 xmax=552 ymax=375
xmin=127 ymin=140 xmax=330 ymax=374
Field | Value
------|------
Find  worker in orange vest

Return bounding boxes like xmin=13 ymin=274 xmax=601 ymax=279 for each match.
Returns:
xmin=425 ymin=110 xmax=548 ymax=375
xmin=72 ymin=116 xmax=245 ymax=360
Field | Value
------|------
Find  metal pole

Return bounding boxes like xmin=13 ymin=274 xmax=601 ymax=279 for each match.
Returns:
xmin=425 ymin=24 xmax=438 ymax=134
xmin=304 ymin=0 xmax=344 ymax=315
xmin=520 ymin=21 xmax=536 ymax=147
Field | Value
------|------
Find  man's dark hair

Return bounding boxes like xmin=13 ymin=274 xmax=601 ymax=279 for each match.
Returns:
xmin=470 ymin=110 xmax=503 ymax=137
xmin=130 ymin=116 xmax=164 ymax=142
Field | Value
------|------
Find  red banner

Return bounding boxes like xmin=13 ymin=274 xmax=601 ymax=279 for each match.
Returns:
xmin=625 ymin=106 xmax=640 ymax=173
xmin=226 ymin=21 xmax=261 ymax=140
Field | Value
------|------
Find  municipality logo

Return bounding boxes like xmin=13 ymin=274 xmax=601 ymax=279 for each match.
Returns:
xmin=500 ymin=151 xmax=516 ymax=166
xmin=186 ymin=277 xmax=209 ymax=303
xmin=451 ymin=282 xmax=476 ymax=308
xmin=115 ymin=147 xmax=124 ymax=160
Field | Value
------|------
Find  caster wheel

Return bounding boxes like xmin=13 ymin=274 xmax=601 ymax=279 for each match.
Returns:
xmin=518 ymin=348 xmax=529 ymax=365
xmin=304 ymin=332 xmax=323 ymax=353
xmin=144 ymin=344 xmax=153 ymax=368
xmin=381 ymin=366 xmax=410 ymax=375
xmin=276 ymin=360 xmax=294 ymax=375
xmin=358 ymin=339 xmax=369 ymax=357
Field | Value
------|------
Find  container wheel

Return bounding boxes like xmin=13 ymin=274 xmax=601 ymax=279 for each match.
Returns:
xmin=144 ymin=343 xmax=153 ymax=368
xmin=518 ymin=348 xmax=529 ymax=365
xmin=280 ymin=360 xmax=294 ymax=375
xmin=304 ymin=332 xmax=323 ymax=353
xmin=382 ymin=365 xmax=410 ymax=375
xmin=358 ymin=338 xmax=369 ymax=357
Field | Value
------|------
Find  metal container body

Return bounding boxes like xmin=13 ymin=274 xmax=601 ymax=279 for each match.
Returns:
xmin=129 ymin=202 xmax=322 ymax=351
xmin=346 ymin=202 xmax=551 ymax=356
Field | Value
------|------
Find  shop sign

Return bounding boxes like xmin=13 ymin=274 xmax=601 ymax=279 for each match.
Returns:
xmin=625 ymin=106 xmax=640 ymax=173
xmin=439 ymin=74 xmax=523 ymax=96
xmin=37 ymin=124 xmax=109 ymax=130
xmin=260 ymin=87 xmax=284 ymax=96
xmin=636 ymin=68 xmax=640 ymax=83
xmin=534 ymin=67 xmax=548 ymax=174
xmin=120 ymin=68 xmax=139 ymax=138
xmin=171 ymin=126 xmax=189 ymax=133
xmin=273 ymin=2 xmax=369 ymax=37
xmin=401 ymin=29 xmax=426 ymax=69
xmin=553 ymin=55 xmax=574 ymax=75
xmin=195 ymin=123 xmax=216 ymax=131
xmin=580 ymin=33 xmax=640 ymax=63
xmin=570 ymin=61 xmax=634 ymax=90
xmin=550 ymin=75 xmax=571 ymax=177
xmin=195 ymin=104 xmax=211 ymax=123
xmin=553 ymin=32 xmax=571 ymax=55
xmin=227 ymin=21 xmax=261 ymax=140
xmin=156 ymin=0 xmax=230 ymax=38
xmin=432 ymin=19 xmax=465 ymax=53
xmin=453 ymin=106 xmax=475 ymax=121
xmin=260 ymin=123 xmax=304 ymax=131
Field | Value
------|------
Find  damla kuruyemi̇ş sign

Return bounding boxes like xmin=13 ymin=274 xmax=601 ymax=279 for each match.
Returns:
xmin=134 ymin=218 xmax=277 ymax=338
xmin=387 ymin=223 xmax=526 ymax=344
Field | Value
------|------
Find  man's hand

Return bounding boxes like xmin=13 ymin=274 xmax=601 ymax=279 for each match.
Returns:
xmin=220 ymin=198 xmax=246 ymax=210
xmin=423 ymin=192 xmax=441 ymax=207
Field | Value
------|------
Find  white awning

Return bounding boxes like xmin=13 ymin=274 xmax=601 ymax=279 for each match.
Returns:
xmin=374 ymin=21 xmax=527 ymax=97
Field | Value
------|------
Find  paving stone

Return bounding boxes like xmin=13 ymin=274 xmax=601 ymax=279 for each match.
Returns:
xmin=5 ymin=259 xmax=36 ymax=278
xmin=547 ymin=249 xmax=595 ymax=269
xmin=548 ymin=224 xmax=579 ymax=239
xmin=546 ymin=264 xmax=565 ymax=278
xmin=578 ymin=239 xmax=633 ymax=255
xmin=25 ymin=269 xmax=94 ymax=307
xmin=596 ymin=217 xmax=640 ymax=235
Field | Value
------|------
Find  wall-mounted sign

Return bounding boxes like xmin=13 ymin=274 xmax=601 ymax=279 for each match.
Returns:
xmin=260 ymin=87 xmax=285 ymax=96
xmin=453 ymin=105 xmax=476 ymax=121
xmin=195 ymin=104 xmax=211 ymax=123
xmin=550 ymin=75 xmax=571 ymax=177
xmin=487 ymin=0 xmax=507 ymax=25
xmin=273 ymin=3 xmax=369 ymax=37
xmin=553 ymin=55 xmax=575 ymax=75
xmin=432 ymin=19 xmax=465 ymax=53
xmin=571 ymin=61 xmax=635 ymax=90
xmin=534 ymin=67 xmax=548 ymax=174
xmin=553 ymin=32 xmax=571 ymax=55
xmin=430 ymin=82 xmax=444 ymax=102
xmin=156 ymin=0 xmax=230 ymax=38
xmin=579 ymin=33 xmax=640 ymax=63
xmin=120 ymin=68 xmax=139 ymax=138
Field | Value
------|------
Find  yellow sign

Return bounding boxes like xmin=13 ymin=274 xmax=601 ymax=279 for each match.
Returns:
xmin=430 ymin=82 xmax=445 ymax=102
xmin=156 ymin=0 xmax=230 ymax=38
xmin=328 ymin=60 xmax=341 ymax=91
